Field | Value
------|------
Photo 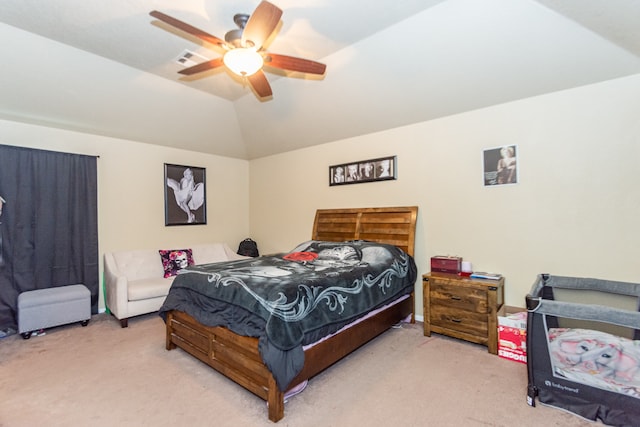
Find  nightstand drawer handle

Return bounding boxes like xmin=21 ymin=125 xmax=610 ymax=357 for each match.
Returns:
xmin=450 ymin=318 xmax=462 ymax=323
xmin=450 ymin=296 xmax=462 ymax=301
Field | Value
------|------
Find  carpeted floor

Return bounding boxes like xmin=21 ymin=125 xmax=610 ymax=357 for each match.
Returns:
xmin=0 ymin=313 xmax=595 ymax=427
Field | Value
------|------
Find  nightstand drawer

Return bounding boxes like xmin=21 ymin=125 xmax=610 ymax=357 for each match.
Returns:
xmin=430 ymin=305 xmax=488 ymax=337
xmin=430 ymin=282 xmax=488 ymax=313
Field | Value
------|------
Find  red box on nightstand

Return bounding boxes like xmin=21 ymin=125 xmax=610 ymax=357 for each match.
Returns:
xmin=430 ymin=256 xmax=462 ymax=274
xmin=498 ymin=311 xmax=527 ymax=364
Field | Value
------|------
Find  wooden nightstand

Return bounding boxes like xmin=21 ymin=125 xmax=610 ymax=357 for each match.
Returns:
xmin=423 ymin=272 xmax=504 ymax=354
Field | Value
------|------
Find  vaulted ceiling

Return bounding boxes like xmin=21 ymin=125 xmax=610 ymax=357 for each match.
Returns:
xmin=1 ymin=0 xmax=639 ymax=159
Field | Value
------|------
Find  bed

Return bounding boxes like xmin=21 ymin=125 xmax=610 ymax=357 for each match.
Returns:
xmin=159 ymin=206 xmax=418 ymax=422
xmin=526 ymin=274 xmax=640 ymax=426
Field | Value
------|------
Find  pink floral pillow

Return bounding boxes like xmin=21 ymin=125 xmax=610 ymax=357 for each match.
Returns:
xmin=159 ymin=249 xmax=194 ymax=278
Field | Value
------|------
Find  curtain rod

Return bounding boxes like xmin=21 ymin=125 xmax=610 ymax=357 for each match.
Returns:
xmin=0 ymin=144 xmax=100 ymax=158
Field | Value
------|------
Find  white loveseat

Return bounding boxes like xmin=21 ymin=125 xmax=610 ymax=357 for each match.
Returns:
xmin=104 ymin=243 xmax=246 ymax=327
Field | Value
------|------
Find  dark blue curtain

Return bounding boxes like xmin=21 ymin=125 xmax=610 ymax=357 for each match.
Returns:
xmin=0 ymin=144 xmax=98 ymax=335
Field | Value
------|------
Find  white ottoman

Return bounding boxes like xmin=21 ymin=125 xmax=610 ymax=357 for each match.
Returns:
xmin=18 ymin=284 xmax=91 ymax=339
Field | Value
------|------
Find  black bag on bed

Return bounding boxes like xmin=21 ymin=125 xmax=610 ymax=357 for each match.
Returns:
xmin=237 ymin=238 xmax=259 ymax=257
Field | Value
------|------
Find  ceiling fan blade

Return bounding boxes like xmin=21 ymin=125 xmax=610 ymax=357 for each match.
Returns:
xmin=178 ymin=57 xmax=224 ymax=75
xmin=241 ymin=1 xmax=282 ymax=49
xmin=150 ymin=10 xmax=226 ymax=49
xmin=247 ymin=70 xmax=273 ymax=98
xmin=264 ymin=53 xmax=326 ymax=75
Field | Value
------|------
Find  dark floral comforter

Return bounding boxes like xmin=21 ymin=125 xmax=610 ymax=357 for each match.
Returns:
xmin=159 ymin=240 xmax=417 ymax=390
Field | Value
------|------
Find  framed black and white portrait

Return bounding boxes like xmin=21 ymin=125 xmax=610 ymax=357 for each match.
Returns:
xmin=164 ymin=163 xmax=207 ymax=226
xmin=483 ymin=145 xmax=518 ymax=186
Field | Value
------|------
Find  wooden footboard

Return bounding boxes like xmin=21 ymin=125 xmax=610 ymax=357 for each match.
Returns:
xmin=165 ymin=294 xmax=413 ymax=422
xmin=166 ymin=310 xmax=285 ymax=421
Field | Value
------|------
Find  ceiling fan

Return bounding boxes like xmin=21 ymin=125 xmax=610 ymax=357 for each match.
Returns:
xmin=150 ymin=1 xmax=326 ymax=99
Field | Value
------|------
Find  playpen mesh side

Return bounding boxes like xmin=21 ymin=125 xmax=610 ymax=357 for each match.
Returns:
xmin=526 ymin=274 xmax=640 ymax=426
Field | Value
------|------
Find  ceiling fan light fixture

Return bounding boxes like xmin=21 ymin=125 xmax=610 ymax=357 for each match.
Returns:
xmin=151 ymin=3 xmax=325 ymax=99
xmin=223 ymin=48 xmax=263 ymax=76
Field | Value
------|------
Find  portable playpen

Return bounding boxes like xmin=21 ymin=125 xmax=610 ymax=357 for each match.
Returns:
xmin=526 ymin=274 xmax=640 ymax=426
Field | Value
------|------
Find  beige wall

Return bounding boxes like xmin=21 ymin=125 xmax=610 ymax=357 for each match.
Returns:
xmin=250 ymin=73 xmax=640 ymax=318
xmin=0 ymin=120 xmax=250 ymax=309
xmin=2 ymin=73 xmax=639 ymax=319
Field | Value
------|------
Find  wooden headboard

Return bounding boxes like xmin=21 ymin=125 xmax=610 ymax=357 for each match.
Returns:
xmin=311 ymin=206 xmax=418 ymax=256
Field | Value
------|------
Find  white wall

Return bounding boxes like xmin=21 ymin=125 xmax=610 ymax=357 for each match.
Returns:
xmin=250 ymin=73 xmax=640 ymax=316
xmin=0 ymin=120 xmax=250 ymax=309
